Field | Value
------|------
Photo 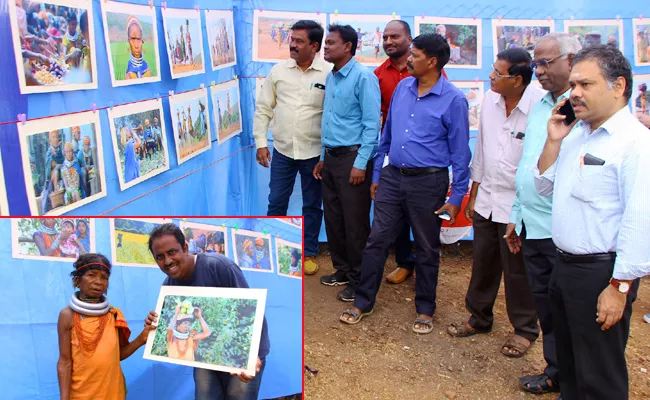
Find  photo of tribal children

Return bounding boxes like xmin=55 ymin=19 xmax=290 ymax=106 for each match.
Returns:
xmin=12 ymin=218 xmax=92 ymax=260
xmin=205 ymin=10 xmax=236 ymax=70
xmin=211 ymin=81 xmax=243 ymax=144
xmin=101 ymin=1 xmax=160 ymax=86
xmin=9 ymin=0 xmax=97 ymax=93
xmin=169 ymin=89 xmax=211 ymax=164
xmin=181 ymin=221 xmax=228 ymax=257
xmin=107 ymin=99 xmax=169 ymax=191
xmin=162 ymin=8 xmax=205 ymax=78
xmin=275 ymin=238 xmax=302 ymax=278
xmin=21 ymin=118 xmax=103 ymax=215
xmin=418 ymin=19 xmax=480 ymax=67
xmin=233 ymin=230 xmax=273 ymax=272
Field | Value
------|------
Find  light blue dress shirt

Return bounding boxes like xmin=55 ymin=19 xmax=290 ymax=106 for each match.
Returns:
xmin=535 ymin=106 xmax=650 ymax=280
xmin=510 ymin=89 xmax=569 ymax=239
xmin=321 ymin=58 xmax=381 ymax=170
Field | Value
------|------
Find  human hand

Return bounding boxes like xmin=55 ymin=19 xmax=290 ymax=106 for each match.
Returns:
xmin=435 ymin=203 xmax=461 ymax=225
xmin=349 ymin=167 xmax=366 ymax=186
xmin=503 ymin=223 xmax=522 ymax=254
xmin=313 ymin=161 xmax=324 ymax=180
xmin=194 ymin=307 xmax=202 ymax=318
xmin=596 ymin=284 xmax=627 ymax=331
xmin=139 ymin=311 xmax=158 ymax=343
xmin=231 ymin=357 xmax=262 ymax=382
xmin=547 ymin=98 xmax=578 ymax=143
xmin=370 ymin=183 xmax=379 ymax=200
xmin=464 ymin=198 xmax=475 ymax=223
xmin=256 ymin=148 xmax=271 ymax=168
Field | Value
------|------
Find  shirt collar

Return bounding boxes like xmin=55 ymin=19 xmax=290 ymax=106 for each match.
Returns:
xmin=584 ymin=106 xmax=634 ymax=136
xmin=285 ymin=57 xmax=328 ymax=71
xmin=495 ymin=84 xmax=538 ymax=115
xmin=333 ymin=57 xmax=356 ymax=77
xmin=541 ymin=87 xmax=571 ymax=106
xmin=408 ymin=74 xmax=446 ymax=97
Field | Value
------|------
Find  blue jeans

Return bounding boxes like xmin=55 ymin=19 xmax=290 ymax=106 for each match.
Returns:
xmin=267 ymin=149 xmax=322 ymax=256
xmin=194 ymin=358 xmax=266 ymax=400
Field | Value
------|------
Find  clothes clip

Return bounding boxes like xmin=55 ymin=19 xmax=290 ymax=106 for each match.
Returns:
xmin=257 ymin=74 xmax=262 ymax=79
xmin=200 ymin=83 xmax=205 ymax=89
xmin=640 ymin=14 xmax=644 ymax=19
xmin=474 ymin=77 xmax=479 ymax=83
xmin=195 ymin=5 xmax=199 ymax=12
xmin=211 ymin=80 xmax=216 ymax=86
xmin=169 ymin=90 xmax=174 ymax=97
xmin=234 ymin=75 xmax=238 ymax=81
xmin=259 ymin=5 xmax=263 ymax=12
xmin=334 ymin=9 xmax=338 ymax=16
xmin=570 ymin=15 xmax=574 ymax=20
xmin=109 ymin=100 xmax=114 ymax=110
xmin=161 ymin=2 xmax=167 ymax=9
xmin=473 ymin=15 xmax=477 ymax=20
xmin=148 ymin=0 xmax=153 ymax=8
xmin=155 ymin=93 xmax=160 ymax=102
xmin=547 ymin=15 xmax=552 ymax=22
xmin=421 ymin=13 xmax=425 ymax=19
xmin=91 ymin=104 xmax=97 ymax=114
xmin=498 ymin=15 xmax=502 ymax=21
xmin=316 ymin=10 xmax=320 ymax=15
xmin=616 ymin=15 xmax=621 ymax=20
xmin=18 ymin=113 xmax=26 ymax=125
xmin=391 ymin=12 xmax=396 ymax=19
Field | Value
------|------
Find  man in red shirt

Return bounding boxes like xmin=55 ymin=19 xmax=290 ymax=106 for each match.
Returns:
xmin=373 ymin=20 xmax=447 ymax=285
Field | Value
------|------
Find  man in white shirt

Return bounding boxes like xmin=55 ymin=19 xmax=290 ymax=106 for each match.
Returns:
xmin=448 ymin=48 xmax=544 ymax=359
xmin=253 ymin=20 xmax=331 ymax=276
xmin=536 ymin=44 xmax=650 ymax=400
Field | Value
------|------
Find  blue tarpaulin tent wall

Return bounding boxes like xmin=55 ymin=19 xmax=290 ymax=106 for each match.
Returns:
xmin=0 ymin=217 xmax=302 ymax=400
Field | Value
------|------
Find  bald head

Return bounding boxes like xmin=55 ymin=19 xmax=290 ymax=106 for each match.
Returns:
xmin=383 ymin=20 xmax=412 ymax=59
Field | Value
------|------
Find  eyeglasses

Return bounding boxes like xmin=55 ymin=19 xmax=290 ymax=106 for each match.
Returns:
xmin=491 ymin=64 xmax=515 ymax=79
xmin=531 ymin=54 xmax=568 ymax=69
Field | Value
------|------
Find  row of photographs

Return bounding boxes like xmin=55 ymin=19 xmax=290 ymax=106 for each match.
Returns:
xmin=10 ymin=0 xmax=650 ymax=94
xmin=11 ymin=83 xmax=241 ymax=216
xmin=11 ymin=217 xmax=304 ymax=279
xmin=10 ymin=0 xmax=236 ymax=94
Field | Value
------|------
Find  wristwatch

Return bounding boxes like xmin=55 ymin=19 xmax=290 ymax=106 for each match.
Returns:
xmin=609 ymin=278 xmax=631 ymax=294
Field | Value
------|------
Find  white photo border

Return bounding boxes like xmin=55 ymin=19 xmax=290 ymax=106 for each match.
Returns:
xmin=204 ymin=9 xmax=238 ymax=71
xmin=11 ymin=218 xmax=96 ymax=262
xmin=415 ymin=16 xmax=483 ymax=69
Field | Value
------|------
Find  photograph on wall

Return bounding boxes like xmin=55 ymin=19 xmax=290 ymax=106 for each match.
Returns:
xmin=491 ymin=19 xmax=554 ymax=59
xmin=452 ymin=81 xmax=484 ymax=131
xmin=205 ymin=9 xmax=237 ymax=71
xmin=211 ymin=80 xmax=242 ymax=144
xmin=18 ymin=111 xmax=107 ymax=216
xmin=107 ymin=99 xmax=170 ymax=191
xmin=169 ymin=88 xmax=212 ymax=165
xmin=632 ymin=18 xmax=650 ymax=67
xmin=11 ymin=218 xmax=94 ymax=261
xmin=275 ymin=217 xmax=302 ymax=228
xmin=8 ymin=0 xmax=98 ymax=94
xmin=100 ymin=0 xmax=161 ymax=87
xmin=564 ymin=19 xmax=624 ymax=51
xmin=328 ymin=14 xmax=400 ymax=66
xmin=231 ymin=229 xmax=274 ymax=273
xmin=110 ymin=217 xmax=168 ymax=267
xmin=252 ymin=10 xmax=327 ymax=62
xmin=0 ymin=149 xmax=8 ymax=216
xmin=143 ymin=286 xmax=267 ymax=376
xmin=162 ymin=7 xmax=205 ymax=79
xmin=632 ymin=74 xmax=650 ymax=119
xmin=180 ymin=220 xmax=229 ymax=258
xmin=275 ymin=238 xmax=302 ymax=279
xmin=255 ymin=77 xmax=275 ymax=129
xmin=415 ymin=17 xmax=481 ymax=69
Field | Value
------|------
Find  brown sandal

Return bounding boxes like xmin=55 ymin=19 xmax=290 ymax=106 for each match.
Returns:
xmin=447 ymin=321 xmax=491 ymax=338
xmin=501 ymin=335 xmax=533 ymax=358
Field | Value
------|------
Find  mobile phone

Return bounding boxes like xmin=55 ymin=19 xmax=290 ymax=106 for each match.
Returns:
xmin=558 ymin=100 xmax=576 ymax=126
xmin=437 ymin=211 xmax=451 ymax=221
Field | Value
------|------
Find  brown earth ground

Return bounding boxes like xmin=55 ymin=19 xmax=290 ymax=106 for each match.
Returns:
xmin=257 ymin=19 xmax=291 ymax=60
xmin=171 ymin=61 xmax=203 ymax=74
xmin=305 ymin=242 xmax=650 ymax=399
xmin=179 ymin=137 xmax=210 ymax=159
xmin=219 ymin=121 xmax=242 ymax=142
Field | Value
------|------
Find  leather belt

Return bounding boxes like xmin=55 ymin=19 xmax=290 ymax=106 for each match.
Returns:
xmin=325 ymin=145 xmax=360 ymax=157
xmin=556 ymin=248 xmax=616 ymax=263
xmin=393 ymin=165 xmax=444 ymax=176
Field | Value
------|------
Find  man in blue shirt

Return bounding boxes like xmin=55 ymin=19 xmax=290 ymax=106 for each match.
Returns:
xmin=504 ymin=33 xmax=582 ymax=396
xmin=338 ymin=33 xmax=471 ymax=333
xmin=148 ymin=223 xmax=270 ymax=400
xmin=313 ymin=24 xmax=381 ymax=302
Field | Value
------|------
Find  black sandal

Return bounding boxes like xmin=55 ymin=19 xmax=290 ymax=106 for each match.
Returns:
xmin=519 ymin=374 xmax=559 ymax=394
xmin=339 ymin=308 xmax=374 ymax=325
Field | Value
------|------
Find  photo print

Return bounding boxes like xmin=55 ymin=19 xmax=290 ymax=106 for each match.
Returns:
xmin=162 ymin=7 xmax=205 ymax=79
xmin=232 ymin=228 xmax=274 ymax=273
xmin=328 ymin=13 xmax=400 ymax=66
xmin=210 ymin=80 xmax=243 ymax=144
xmin=18 ymin=111 xmax=107 ymax=216
xmin=491 ymin=19 xmax=554 ymax=59
xmin=275 ymin=238 xmax=302 ymax=279
xmin=205 ymin=9 xmax=237 ymax=71
xmin=8 ymin=0 xmax=98 ymax=94
xmin=179 ymin=220 xmax=229 ymax=258
xmin=451 ymin=81 xmax=485 ymax=131
xmin=169 ymin=88 xmax=212 ymax=165
xmin=110 ymin=217 xmax=168 ymax=267
xmin=564 ymin=19 xmax=624 ymax=51
xmin=415 ymin=17 xmax=482 ymax=69
xmin=11 ymin=217 xmax=94 ymax=261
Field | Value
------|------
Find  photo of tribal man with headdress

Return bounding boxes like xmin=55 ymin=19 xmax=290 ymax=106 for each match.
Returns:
xmin=233 ymin=230 xmax=273 ymax=272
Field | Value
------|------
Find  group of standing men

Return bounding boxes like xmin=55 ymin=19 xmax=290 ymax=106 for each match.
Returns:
xmin=253 ymin=18 xmax=650 ymax=399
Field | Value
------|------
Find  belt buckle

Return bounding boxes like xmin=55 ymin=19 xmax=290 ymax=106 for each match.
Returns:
xmin=399 ymin=168 xmax=407 ymax=176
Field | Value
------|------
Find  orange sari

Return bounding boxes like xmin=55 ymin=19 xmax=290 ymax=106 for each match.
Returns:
xmin=70 ymin=307 xmax=130 ymax=400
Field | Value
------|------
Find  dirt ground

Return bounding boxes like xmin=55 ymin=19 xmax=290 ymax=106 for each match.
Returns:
xmin=305 ymin=242 xmax=650 ymax=399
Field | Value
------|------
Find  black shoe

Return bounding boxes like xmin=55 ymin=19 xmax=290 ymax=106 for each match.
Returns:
xmin=337 ymin=286 xmax=355 ymax=302
xmin=320 ymin=273 xmax=349 ymax=286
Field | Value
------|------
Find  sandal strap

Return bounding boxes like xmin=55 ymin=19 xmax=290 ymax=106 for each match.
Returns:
xmin=342 ymin=309 xmax=359 ymax=319
xmin=414 ymin=318 xmax=433 ymax=327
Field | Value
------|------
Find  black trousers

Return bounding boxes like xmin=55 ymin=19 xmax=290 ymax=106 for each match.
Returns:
xmin=321 ymin=150 xmax=372 ymax=289
xmin=465 ymin=213 xmax=539 ymax=341
xmin=521 ymin=233 xmax=558 ymax=382
xmin=550 ymin=254 xmax=639 ymax=400
xmin=394 ymin=224 xmax=416 ymax=270
xmin=354 ymin=165 xmax=448 ymax=316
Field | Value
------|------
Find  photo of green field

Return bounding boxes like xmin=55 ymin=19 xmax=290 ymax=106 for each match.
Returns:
xmin=112 ymin=218 xmax=163 ymax=266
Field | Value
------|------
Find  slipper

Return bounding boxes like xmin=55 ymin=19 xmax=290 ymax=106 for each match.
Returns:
xmin=519 ymin=374 xmax=559 ymax=394
xmin=339 ymin=308 xmax=374 ymax=325
xmin=501 ymin=335 xmax=533 ymax=358
xmin=412 ymin=317 xmax=434 ymax=334
xmin=447 ymin=321 xmax=491 ymax=338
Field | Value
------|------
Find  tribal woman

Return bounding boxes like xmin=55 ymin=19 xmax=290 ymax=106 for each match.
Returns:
xmin=57 ymin=253 xmax=158 ymax=400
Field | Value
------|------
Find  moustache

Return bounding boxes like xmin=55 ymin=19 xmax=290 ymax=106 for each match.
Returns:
xmin=406 ymin=62 xmax=413 ymax=69
xmin=290 ymin=47 xmax=298 ymax=53
xmin=571 ymin=99 xmax=587 ymax=107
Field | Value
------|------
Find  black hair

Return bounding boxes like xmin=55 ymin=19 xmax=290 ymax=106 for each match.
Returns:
xmin=411 ymin=33 xmax=450 ymax=71
xmin=61 ymin=220 xmax=74 ymax=229
xmin=571 ymin=44 xmax=633 ymax=102
xmin=148 ymin=223 xmax=186 ymax=253
xmin=67 ymin=9 xmax=77 ymax=23
xmin=387 ymin=20 xmax=411 ymax=37
xmin=79 ymin=10 xmax=88 ymax=35
xmin=70 ymin=253 xmax=111 ymax=280
xmin=76 ymin=219 xmax=88 ymax=229
xmin=496 ymin=47 xmax=533 ymax=85
xmin=327 ymin=24 xmax=358 ymax=56
xmin=291 ymin=20 xmax=324 ymax=52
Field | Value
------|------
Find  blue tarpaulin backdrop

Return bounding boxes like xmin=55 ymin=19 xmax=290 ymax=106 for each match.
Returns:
xmin=0 ymin=217 xmax=302 ymax=400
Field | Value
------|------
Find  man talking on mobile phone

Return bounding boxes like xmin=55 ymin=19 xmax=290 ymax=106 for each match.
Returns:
xmin=536 ymin=45 xmax=650 ymax=400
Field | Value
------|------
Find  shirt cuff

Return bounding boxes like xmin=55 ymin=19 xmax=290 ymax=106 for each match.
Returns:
xmin=353 ymin=156 xmax=368 ymax=171
xmin=254 ymin=135 xmax=268 ymax=149
xmin=469 ymin=169 xmax=482 ymax=184
xmin=612 ymin=261 xmax=641 ymax=281
xmin=320 ymin=147 xmax=325 ymax=162
xmin=447 ymin=191 xmax=463 ymax=207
